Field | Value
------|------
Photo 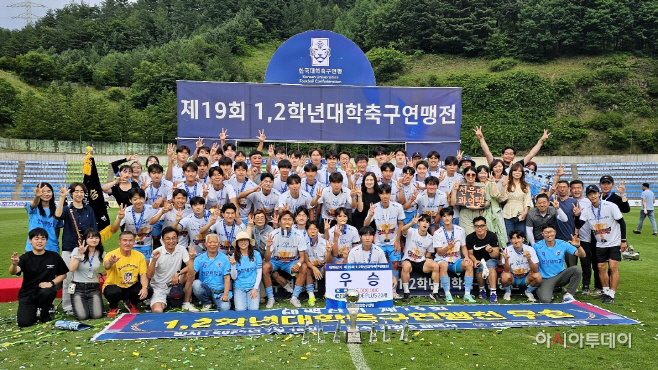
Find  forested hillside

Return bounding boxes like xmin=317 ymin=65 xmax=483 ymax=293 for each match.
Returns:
xmin=0 ymin=0 xmax=657 ymax=155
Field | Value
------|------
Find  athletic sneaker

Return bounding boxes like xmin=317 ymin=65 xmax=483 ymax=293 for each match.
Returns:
xmin=64 ymin=309 xmax=74 ymax=316
xmin=284 ymin=282 xmax=294 ymax=294
xmin=200 ymin=304 xmax=213 ymax=312
xmin=266 ymin=298 xmax=275 ymax=309
xmin=478 ymin=290 xmax=487 ymax=300
xmin=444 ymin=293 xmax=454 ymax=303
xmin=124 ymin=302 xmax=140 ymax=314
xmin=581 ymin=287 xmax=590 ymax=295
xmin=429 ymin=292 xmax=442 ymax=302
xmin=107 ymin=308 xmax=119 ymax=318
xmin=182 ymin=302 xmax=199 ymax=312
xmin=290 ymin=297 xmax=302 ymax=308
xmin=601 ymin=294 xmax=614 ymax=304
xmin=525 ymin=290 xmax=536 ymax=302
xmin=463 ymin=294 xmax=476 ymax=303
xmin=403 ymin=293 xmax=411 ymax=302
xmin=590 ymin=288 xmax=603 ymax=296
xmin=632 ymin=230 xmax=641 ymax=234
xmin=308 ymin=296 xmax=316 ymax=307
xmin=489 ymin=293 xmax=498 ymax=303
xmin=503 ymin=292 xmax=511 ymax=301
xmin=393 ymin=292 xmax=403 ymax=300
xmin=562 ymin=293 xmax=575 ymax=303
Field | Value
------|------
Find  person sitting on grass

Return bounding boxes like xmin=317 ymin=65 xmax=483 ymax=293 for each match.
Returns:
xmin=10 ymin=228 xmax=68 ymax=327
xmin=466 ymin=216 xmax=500 ymax=303
xmin=68 ymin=228 xmax=106 ymax=320
xmin=399 ymin=214 xmax=440 ymax=302
xmin=191 ymin=233 xmax=232 ymax=312
xmin=103 ymin=231 xmax=151 ymax=317
xmin=500 ymin=230 xmax=541 ymax=302
xmin=304 ymin=221 xmax=332 ymax=306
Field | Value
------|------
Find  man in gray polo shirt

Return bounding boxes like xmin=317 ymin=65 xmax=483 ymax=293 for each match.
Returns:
xmin=525 ymin=193 xmax=567 ymax=245
xmin=634 ymin=183 xmax=656 ymax=236
xmin=146 ymin=226 xmax=198 ymax=312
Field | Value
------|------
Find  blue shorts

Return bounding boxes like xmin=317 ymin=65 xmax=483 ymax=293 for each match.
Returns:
xmin=271 ymin=259 xmax=299 ymax=275
xmin=448 ymin=259 xmax=464 ymax=274
xmin=404 ymin=211 xmax=416 ymax=225
xmin=379 ymin=245 xmax=402 ymax=262
xmin=512 ymin=275 xmax=529 ymax=287
xmin=152 ymin=220 xmax=164 ymax=237
xmin=476 ymin=259 xmax=498 ymax=274
xmin=134 ymin=245 xmax=152 ymax=261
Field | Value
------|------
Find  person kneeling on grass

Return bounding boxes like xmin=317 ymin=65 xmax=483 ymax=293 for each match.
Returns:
xmin=433 ymin=207 xmax=476 ymax=303
xmin=500 ymin=230 xmax=541 ymax=302
xmin=533 ymin=224 xmax=586 ymax=303
xmin=146 ymin=227 xmax=198 ymax=313
xmin=229 ymin=231 xmax=263 ymax=311
xmin=11 ymin=228 xmax=68 ymax=327
xmin=305 ymin=221 xmax=332 ymax=306
xmin=263 ymin=210 xmax=309 ymax=308
xmin=399 ymin=214 xmax=439 ymax=302
xmin=192 ymin=233 xmax=232 ymax=312
xmin=466 ymin=216 xmax=500 ymax=303
xmin=103 ymin=231 xmax=151 ymax=317
xmin=347 ymin=226 xmax=398 ymax=292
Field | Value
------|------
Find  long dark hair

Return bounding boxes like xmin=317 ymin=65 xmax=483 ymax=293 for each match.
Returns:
xmin=507 ymin=162 xmax=529 ymax=193
xmin=234 ymin=239 xmax=255 ymax=264
xmin=361 ymin=172 xmax=380 ymax=195
xmin=81 ymin=228 xmax=104 ymax=262
xmin=37 ymin=182 xmax=57 ymax=218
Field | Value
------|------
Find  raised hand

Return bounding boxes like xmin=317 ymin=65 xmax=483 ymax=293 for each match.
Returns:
xmin=354 ymin=185 xmax=362 ymax=198
xmin=523 ymin=251 xmax=532 ymax=261
xmin=556 ymin=165 xmax=565 ymax=177
xmin=141 ymin=179 xmax=150 ymax=190
xmin=229 ymin=255 xmax=236 ymax=265
xmin=438 ymin=169 xmax=446 ymax=183
xmin=127 ymin=154 xmax=138 ymax=162
xmin=34 ymin=182 xmax=43 ymax=198
xmin=108 ymin=254 xmax=120 ymax=266
xmin=78 ymin=239 xmax=88 ymax=255
xmin=271 ymin=212 xmax=279 ymax=226
xmin=570 ymin=233 xmax=580 ymax=246
xmin=59 ymin=185 xmax=69 ymax=198
xmin=368 ymin=203 xmax=376 ymax=216
xmin=175 ymin=208 xmax=184 ymax=221
xmin=387 ymin=152 xmax=395 ymax=162
xmin=10 ymin=252 xmax=19 ymax=266
xmin=473 ymin=126 xmax=484 ymax=139
xmin=257 ymin=129 xmax=266 ymax=142
xmin=151 ymin=249 xmax=161 ymax=261
xmin=488 ymin=172 xmax=496 ymax=183
xmin=315 ymin=186 xmax=322 ymax=199
xmin=195 ymin=137 xmax=204 ymax=148
xmin=117 ymin=204 xmax=126 ymax=220
xmin=540 ymin=129 xmax=551 ymax=142
xmin=188 ymin=245 xmax=196 ymax=260
xmin=210 ymin=142 xmax=219 ymax=156
xmin=219 ymin=128 xmax=228 ymax=141
xmin=503 ymin=250 xmax=509 ymax=261
xmin=202 ymin=184 xmax=209 ymax=199
xmin=572 ymin=203 xmax=581 ymax=216
xmin=501 ymin=177 xmax=509 ymax=187
xmin=452 ymin=181 xmax=461 ymax=192
xmin=247 ymin=213 xmax=254 ymax=226
xmin=268 ymin=144 xmax=275 ymax=158
xmin=162 ymin=201 xmax=173 ymax=213
xmin=616 ymin=181 xmax=626 ymax=195
xmin=167 ymin=143 xmax=175 ymax=158
xmin=552 ymin=197 xmax=560 ymax=209
xmin=266 ymin=234 xmax=274 ymax=248
xmin=325 ymin=219 xmax=332 ymax=233
xmin=280 ymin=203 xmax=290 ymax=213
xmin=456 ymin=150 xmax=463 ymax=161
xmin=224 ymin=169 xmax=233 ymax=180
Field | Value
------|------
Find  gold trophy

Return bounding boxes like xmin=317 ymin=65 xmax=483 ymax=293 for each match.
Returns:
xmin=345 ymin=289 xmax=362 ymax=344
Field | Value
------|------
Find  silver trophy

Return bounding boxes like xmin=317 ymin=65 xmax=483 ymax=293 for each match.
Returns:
xmin=301 ymin=321 xmax=310 ymax=344
xmin=369 ymin=323 xmax=378 ymax=343
xmin=317 ymin=325 xmax=325 ymax=343
xmin=382 ymin=320 xmax=390 ymax=343
xmin=345 ymin=288 xmax=362 ymax=344
xmin=399 ymin=319 xmax=409 ymax=341
xmin=333 ymin=321 xmax=342 ymax=343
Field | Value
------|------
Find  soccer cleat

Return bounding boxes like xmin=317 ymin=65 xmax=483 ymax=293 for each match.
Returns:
xmin=503 ymin=292 xmax=512 ymax=301
xmin=308 ymin=296 xmax=316 ymax=307
xmin=478 ymin=290 xmax=487 ymax=300
xmin=200 ymin=304 xmax=214 ymax=312
xmin=403 ymin=293 xmax=411 ymax=302
xmin=429 ymin=292 xmax=442 ymax=302
xmin=393 ymin=292 xmax=404 ymax=300
xmin=124 ymin=302 xmax=140 ymax=314
xmin=284 ymin=282 xmax=294 ymax=294
xmin=562 ymin=293 xmax=575 ymax=303
xmin=632 ymin=230 xmax=641 ymax=234
xmin=290 ymin=297 xmax=302 ymax=308
xmin=463 ymin=294 xmax=476 ymax=303
xmin=489 ymin=292 xmax=498 ymax=303
xmin=601 ymin=294 xmax=615 ymax=304
xmin=581 ymin=287 xmax=590 ymax=296
xmin=182 ymin=302 xmax=199 ymax=312
xmin=590 ymin=288 xmax=603 ymax=296
xmin=525 ymin=290 xmax=536 ymax=302
xmin=107 ymin=308 xmax=119 ymax=318
xmin=266 ymin=298 xmax=275 ymax=309
xmin=64 ymin=310 xmax=74 ymax=316
xmin=444 ymin=293 xmax=454 ymax=303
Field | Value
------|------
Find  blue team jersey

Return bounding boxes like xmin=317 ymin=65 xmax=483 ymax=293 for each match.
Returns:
xmin=533 ymin=239 xmax=577 ymax=279
xmin=194 ymin=252 xmax=231 ymax=292
xmin=233 ymin=252 xmax=263 ymax=289
xmin=25 ymin=203 xmax=63 ymax=253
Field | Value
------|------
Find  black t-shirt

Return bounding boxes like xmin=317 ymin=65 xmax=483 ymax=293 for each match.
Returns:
xmin=111 ymin=182 xmax=140 ymax=207
xmin=17 ymin=250 xmax=69 ymax=298
xmin=465 ymin=231 xmax=499 ymax=261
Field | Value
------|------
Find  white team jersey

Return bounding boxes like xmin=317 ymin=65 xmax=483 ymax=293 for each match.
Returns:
xmin=439 ymin=173 xmax=464 ymax=217
xmin=178 ymin=211 xmax=213 ymax=252
xmin=372 ymin=202 xmax=405 ymax=245
xmin=175 ymin=181 xmax=205 ymax=203
xmin=501 ymin=244 xmax=538 ymax=278
xmin=268 ymin=228 xmax=308 ymax=262
xmin=170 ymin=164 xmax=184 ymax=183
xmin=575 ymin=197 xmax=593 ymax=242
xmin=318 ymin=168 xmax=348 ymax=188
xmin=393 ymin=166 xmax=405 ymax=180
xmin=246 ymin=189 xmax=281 ymax=222
xmin=399 ymin=182 xmax=419 ymax=212
xmin=205 ymin=183 xmax=237 ymax=210
xmin=228 ymin=176 xmax=258 ymax=219
xmin=158 ymin=205 xmax=192 ymax=245
xmin=301 ymin=178 xmax=322 ymax=199
xmin=197 ymin=174 xmax=211 ymax=185
xmin=414 ymin=190 xmax=448 ymax=222
xmin=365 ymin=164 xmax=383 ymax=178
xmin=427 ymin=168 xmax=444 ymax=178
xmin=379 ymin=178 xmax=400 ymax=200
xmin=347 ymin=244 xmax=388 ymax=264
xmin=579 ymin=200 xmax=623 ymax=248
xmin=210 ymin=219 xmax=246 ymax=254
xmin=402 ymin=228 xmax=433 ymax=262
xmin=121 ymin=205 xmax=158 ymax=247
xmin=318 ymin=187 xmax=352 ymax=220
xmin=276 ymin=191 xmax=313 ymax=213
xmin=433 ymin=225 xmax=467 ymax=263
xmin=145 ymin=182 xmax=171 ymax=206
xmin=328 ymin=224 xmax=360 ymax=261
xmin=273 ymin=176 xmax=291 ymax=194
xmin=307 ymin=237 xmax=330 ymax=266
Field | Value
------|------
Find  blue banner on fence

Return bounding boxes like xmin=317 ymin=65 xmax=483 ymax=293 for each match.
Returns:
xmin=176 ymin=81 xmax=461 ymax=145
xmin=92 ymin=302 xmax=639 ymax=341
xmin=265 ymin=30 xmax=376 ymax=86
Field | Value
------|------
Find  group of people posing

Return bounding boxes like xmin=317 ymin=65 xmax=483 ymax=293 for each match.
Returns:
xmin=11 ymin=127 xmax=630 ymax=327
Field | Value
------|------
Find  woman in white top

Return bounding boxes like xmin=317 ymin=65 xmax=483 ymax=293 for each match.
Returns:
xmin=68 ymin=228 xmax=106 ymax=320
xmin=499 ymin=163 xmax=533 ymax=238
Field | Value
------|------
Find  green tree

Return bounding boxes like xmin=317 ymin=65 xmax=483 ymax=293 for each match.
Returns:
xmin=0 ymin=78 xmax=21 ymax=132
xmin=16 ymin=52 xmax=58 ymax=84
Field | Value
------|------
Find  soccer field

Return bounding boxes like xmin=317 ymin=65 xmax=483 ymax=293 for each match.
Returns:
xmin=0 ymin=207 xmax=656 ymax=369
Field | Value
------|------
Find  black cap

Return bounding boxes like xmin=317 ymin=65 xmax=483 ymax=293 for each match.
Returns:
xmin=586 ymin=185 xmax=600 ymax=195
xmin=412 ymin=151 xmax=423 ymax=159
xmin=599 ymin=175 xmax=614 ymax=184
xmin=459 ymin=154 xmax=475 ymax=167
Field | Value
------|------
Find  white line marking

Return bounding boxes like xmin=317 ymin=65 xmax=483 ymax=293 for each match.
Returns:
xmin=348 ymin=343 xmax=371 ymax=370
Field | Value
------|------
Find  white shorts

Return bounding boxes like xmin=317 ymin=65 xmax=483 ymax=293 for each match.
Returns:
xmin=150 ymin=285 xmax=169 ymax=307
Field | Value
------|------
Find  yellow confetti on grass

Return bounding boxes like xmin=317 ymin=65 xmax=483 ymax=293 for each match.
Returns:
xmin=301 ymin=357 xmax=308 ymax=360
xmin=133 ymin=352 xmax=139 ymax=356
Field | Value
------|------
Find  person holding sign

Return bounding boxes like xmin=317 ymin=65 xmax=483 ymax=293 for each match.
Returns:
xmin=450 ymin=166 xmax=489 ymax=236
xmin=399 ymin=214 xmax=439 ymax=302
xmin=433 ymin=208 xmax=477 ymax=303
xmin=500 ymin=230 xmax=541 ymax=302
xmin=262 ymin=211 xmax=309 ymax=308
xmin=363 ymin=184 xmax=406 ymax=290
xmin=476 ymin=165 xmax=507 ymax=246
xmin=466 ymin=217 xmax=500 ymax=303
